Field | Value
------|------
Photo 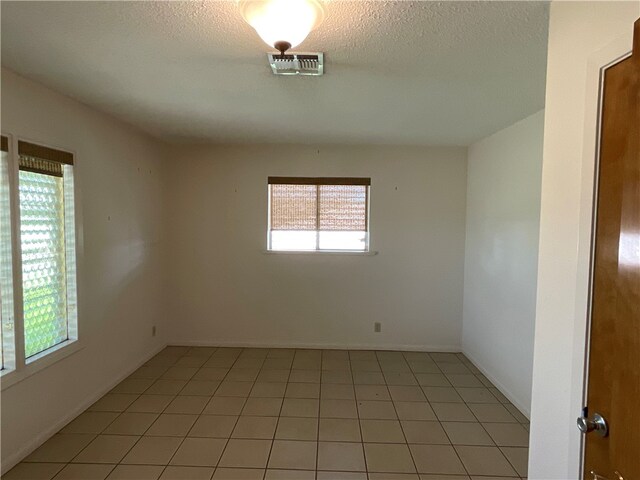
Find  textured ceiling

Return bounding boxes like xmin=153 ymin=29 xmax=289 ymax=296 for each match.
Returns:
xmin=1 ymin=1 xmax=549 ymax=146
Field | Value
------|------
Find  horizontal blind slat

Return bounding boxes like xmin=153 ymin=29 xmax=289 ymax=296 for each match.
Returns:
xmin=19 ymin=155 xmax=63 ymax=177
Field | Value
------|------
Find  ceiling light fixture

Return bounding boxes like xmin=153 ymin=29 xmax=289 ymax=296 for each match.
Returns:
xmin=239 ymin=0 xmax=326 ymax=57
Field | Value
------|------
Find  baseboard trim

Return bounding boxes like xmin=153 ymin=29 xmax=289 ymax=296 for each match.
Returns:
xmin=1 ymin=342 xmax=167 ymax=475
xmin=461 ymin=349 xmax=531 ymax=419
xmin=174 ymin=340 xmax=461 ymax=353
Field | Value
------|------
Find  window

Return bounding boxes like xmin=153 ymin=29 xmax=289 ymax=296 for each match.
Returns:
xmin=268 ymin=177 xmax=370 ymax=252
xmin=0 ymin=137 xmax=79 ymax=379
xmin=18 ymin=141 xmax=77 ymax=360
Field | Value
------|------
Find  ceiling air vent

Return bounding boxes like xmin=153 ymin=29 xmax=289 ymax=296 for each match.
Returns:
xmin=267 ymin=52 xmax=324 ymax=76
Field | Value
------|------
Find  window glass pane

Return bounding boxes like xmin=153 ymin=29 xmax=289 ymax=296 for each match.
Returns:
xmin=1 ymin=149 xmax=15 ymax=369
xmin=19 ymin=170 xmax=68 ymax=358
xmin=270 ymin=231 xmax=317 ymax=251
xmin=318 ymin=231 xmax=367 ymax=251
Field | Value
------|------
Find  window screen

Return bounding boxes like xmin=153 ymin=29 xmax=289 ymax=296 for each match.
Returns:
xmin=268 ymin=177 xmax=370 ymax=251
xmin=18 ymin=141 xmax=76 ymax=358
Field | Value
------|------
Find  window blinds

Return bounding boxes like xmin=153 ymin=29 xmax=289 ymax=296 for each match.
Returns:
xmin=270 ymin=184 xmax=318 ymax=231
xmin=268 ymin=177 xmax=370 ymax=232
xmin=18 ymin=141 xmax=74 ymax=177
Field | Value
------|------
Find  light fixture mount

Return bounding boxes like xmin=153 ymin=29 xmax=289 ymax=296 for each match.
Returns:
xmin=239 ymin=0 xmax=326 ymax=52
xmin=274 ymin=40 xmax=292 ymax=57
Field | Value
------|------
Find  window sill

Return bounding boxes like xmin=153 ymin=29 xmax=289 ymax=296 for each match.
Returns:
xmin=263 ymin=250 xmax=378 ymax=256
xmin=1 ymin=339 xmax=83 ymax=391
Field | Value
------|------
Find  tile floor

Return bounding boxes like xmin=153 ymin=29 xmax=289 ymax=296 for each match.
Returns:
xmin=5 ymin=347 xmax=530 ymax=480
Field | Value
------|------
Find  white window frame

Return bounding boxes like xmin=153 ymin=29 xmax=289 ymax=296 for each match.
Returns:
xmin=0 ymin=134 xmax=83 ymax=390
xmin=0 ymin=135 xmax=16 ymax=373
xmin=266 ymin=177 xmax=372 ymax=254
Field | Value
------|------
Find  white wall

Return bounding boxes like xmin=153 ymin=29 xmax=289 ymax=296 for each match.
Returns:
xmin=0 ymin=69 xmax=168 ymax=471
xmin=529 ymin=2 xmax=639 ymax=478
xmin=462 ymin=110 xmax=544 ymax=418
xmin=165 ymin=145 xmax=467 ymax=351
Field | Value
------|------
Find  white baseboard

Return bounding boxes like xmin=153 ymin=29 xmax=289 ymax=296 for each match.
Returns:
xmin=461 ymin=349 xmax=531 ymax=419
xmin=175 ymin=339 xmax=462 ymax=353
xmin=1 ymin=342 xmax=167 ymax=475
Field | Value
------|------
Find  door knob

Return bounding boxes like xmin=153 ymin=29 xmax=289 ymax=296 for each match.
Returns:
xmin=589 ymin=471 xmax=625 ymax=480
xmin=577 ymin=412 xmax=608 ymax=437
xmin=591 ymin=472 xmax=609 ymax=480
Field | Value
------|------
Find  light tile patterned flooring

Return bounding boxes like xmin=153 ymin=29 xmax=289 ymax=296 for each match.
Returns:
xmin=5 ymin=347 xmax=530 ymax=480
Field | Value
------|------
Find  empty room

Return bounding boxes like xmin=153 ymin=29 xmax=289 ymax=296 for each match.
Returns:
xmin=1 ymin=1 xmax=638 ymax=479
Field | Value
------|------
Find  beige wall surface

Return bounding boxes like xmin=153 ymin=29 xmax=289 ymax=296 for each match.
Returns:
xmin=164 ymin=144 xmax=468 ymax=351
xmin=0 ymin=69 xmax=168 ymax=471
xmin=463 ymin=109 xmax=544 ymax=418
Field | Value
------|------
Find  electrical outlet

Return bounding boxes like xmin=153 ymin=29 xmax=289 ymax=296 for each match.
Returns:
xmin=374 ymin=322 xmax=381 ymax=333
xmin=152 ymin=326 xmax=157 ymax=337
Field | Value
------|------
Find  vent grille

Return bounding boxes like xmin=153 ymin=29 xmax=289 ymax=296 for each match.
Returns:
xmin=268 ymin=52 xmax=324 ymax=76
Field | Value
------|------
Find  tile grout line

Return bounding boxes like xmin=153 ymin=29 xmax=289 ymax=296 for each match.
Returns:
xmin=434 ymin=352 xmax=524 ymax=477
xmin=157 ymin=345 xmax=218 ymax=479
xmin=451 ymin=358 xmax=521 ymax=477
xmin=499 ymin=444 xmax=529 ymax=478
xmin=53 ymin=463 xmax=117 ymax=480
xmin=430 ymin=352 xmax=473 ymax=478
xmin=352 ymin=350 xmax=372 ymax=479
xmin=338 ymin=350 xmax=368 ymax=479
xmin=262 ymin=347 xmax=293 ymax=477
xmin=345 ymin=351 xmax=369 ymax=478
xmin=315 ymin=351 xmax=323 ymax=474
xmin=212 ymin=347 xmax=267 ymax=476
xmin=162 ymin=346 xmax=240 ymax=474
xmin=375 ymin=350 xmax=420 ymax=476
xmin=236 ymin=348 xmax=269 ymax=479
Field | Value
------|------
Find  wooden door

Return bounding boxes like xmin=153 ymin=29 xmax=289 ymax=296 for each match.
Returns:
xmin=583 ymin=17 xmax=640 ymax=480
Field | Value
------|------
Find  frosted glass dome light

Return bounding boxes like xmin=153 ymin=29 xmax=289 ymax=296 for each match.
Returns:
xmin=239 ymin=0 xmax=325 ymax=54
